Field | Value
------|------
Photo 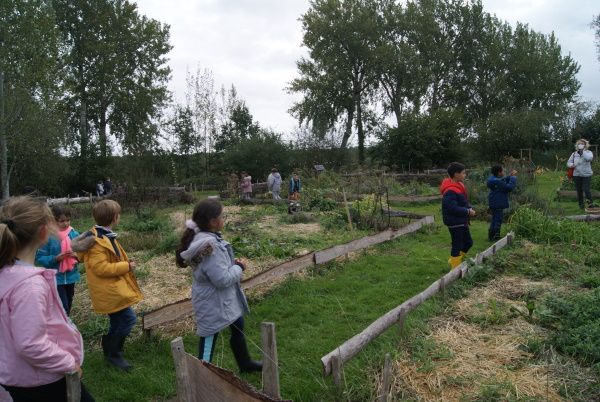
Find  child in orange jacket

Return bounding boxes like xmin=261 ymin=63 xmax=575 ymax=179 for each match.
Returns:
xmin=72 ymin=200 xmax=143 ymax=371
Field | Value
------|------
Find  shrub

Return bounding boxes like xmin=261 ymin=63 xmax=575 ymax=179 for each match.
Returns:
xmin=510 ymin=207 xmax=600 ymax=245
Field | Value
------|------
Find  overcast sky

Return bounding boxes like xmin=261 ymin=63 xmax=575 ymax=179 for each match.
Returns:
xmin=135 ymin=0 xmax=600 ymax=133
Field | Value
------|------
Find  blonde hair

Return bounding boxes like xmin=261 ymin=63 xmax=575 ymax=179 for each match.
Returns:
xmin=575 ymin=139 xmax=589 ymax=150
xmin=92 ymin=199 xmax=121 ymax=226
xmin=0 ymin=196 xmax=53 ymax=268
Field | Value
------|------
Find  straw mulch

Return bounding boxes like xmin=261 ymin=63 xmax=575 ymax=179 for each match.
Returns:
xmin=383 ymin=276 xmax=566 ymax=401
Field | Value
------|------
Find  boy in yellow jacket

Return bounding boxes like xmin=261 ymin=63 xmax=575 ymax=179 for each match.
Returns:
xmin=72 ymin=200 xmax=143 ymax=371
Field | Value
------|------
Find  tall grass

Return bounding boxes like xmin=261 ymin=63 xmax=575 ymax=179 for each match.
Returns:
xmin=510 ymin=206 xmax=600 ymax=245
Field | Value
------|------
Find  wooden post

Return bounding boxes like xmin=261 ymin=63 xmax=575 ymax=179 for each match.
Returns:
xmin=261 ymin=322 xmax=280 ymax=399
xmin=331 ymin=353 xmax=343 ymax=393
xmin=380 ymin=353 xmax=392 ymax=402
xmin=342 ymin=189 xmax=353 ymax=232
xmin=171 ymin=337 xmax=192 ymax=402
xmin=65 ymin=372 xmax=81 ymax=402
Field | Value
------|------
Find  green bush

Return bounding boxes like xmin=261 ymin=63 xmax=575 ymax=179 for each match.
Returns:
xmin=510 ymin=207 xmax=600 ymax=245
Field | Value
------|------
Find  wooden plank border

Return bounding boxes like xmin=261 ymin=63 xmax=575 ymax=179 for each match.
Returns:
xmin=142 ymin=216 xmax=435 ymax=331
xmin=320 ymin=232 xmax=514 ymax=376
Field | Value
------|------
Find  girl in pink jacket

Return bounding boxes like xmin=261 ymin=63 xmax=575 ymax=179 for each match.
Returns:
xmin=0 ymin=197 xmax=94 ymax=402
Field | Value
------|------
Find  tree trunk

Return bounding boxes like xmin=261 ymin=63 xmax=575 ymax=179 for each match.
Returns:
xmin=394 ymin=104 xmax=402 ymax=128
xmin=0 ymin=71 xmax=8 ymax=200
xmin=356 ymin=98 xmax=364 ymax=163
xmin=340 ymin=106 xmax=354 ymax=149
xmin=78 ymin=96 xmax=88 ymax=186
xmin=99 ymin=102 xmax=107 ymax=159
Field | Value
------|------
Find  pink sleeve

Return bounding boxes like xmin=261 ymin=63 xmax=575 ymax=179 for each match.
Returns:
xmin=9 ymin=278 xmax=76 ymax=373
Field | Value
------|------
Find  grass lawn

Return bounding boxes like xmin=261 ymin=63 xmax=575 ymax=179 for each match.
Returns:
xmin=80 ymin=197 xmax=497 ymax=401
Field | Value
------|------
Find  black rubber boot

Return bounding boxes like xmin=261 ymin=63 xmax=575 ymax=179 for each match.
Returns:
xmin=487 ymin=228 xmax=493 ymax=241
xmin=106 ymin=335 xmax=133 ymax=371
xmin=230 ymin=336 xmax=262 ymax=373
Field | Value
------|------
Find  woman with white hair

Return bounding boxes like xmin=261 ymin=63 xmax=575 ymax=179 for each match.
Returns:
xmin=567 ymin=139 xmax=598 ymax=210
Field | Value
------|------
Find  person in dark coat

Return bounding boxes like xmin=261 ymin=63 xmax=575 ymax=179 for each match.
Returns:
xmin=440 ymin=162 xmax=476 ymax=270
xmin=486 ymin=165 xmax=517 ymax=241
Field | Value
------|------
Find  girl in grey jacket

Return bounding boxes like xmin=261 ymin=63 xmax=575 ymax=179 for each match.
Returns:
xmin=176 ymin=199 xmax=262 ymax=373
xmin=567 ymin=139 xmax=598 ymax=209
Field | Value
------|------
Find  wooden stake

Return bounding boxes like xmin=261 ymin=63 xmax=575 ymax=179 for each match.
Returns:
xmin=380 ymin=353 xmax=392 ymax=402
xmin=342 ymin=189 xmax=353 ymax=232
xmin=65 ymin=372 xmax=80 ymax=402
xmin=171 ymin=337 xmax=192 ymax=402
xmin=332 ymin=353 xmax=343 ymax=393
xmin=261 ymin=322 xmax=280 ymax=399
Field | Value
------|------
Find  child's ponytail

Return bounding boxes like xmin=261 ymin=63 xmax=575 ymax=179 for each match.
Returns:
xmin=0 ymin=196 xmax=53 ymax=269
xmin=175 ymin=199 xmax=223 ymax=268
xmin=0 ymin=221 xmax=18 ymax=268
xmin=176 ymin=228 xmax=196 ymax=268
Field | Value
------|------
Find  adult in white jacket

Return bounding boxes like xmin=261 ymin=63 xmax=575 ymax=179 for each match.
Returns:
xmin=567 ymin=138 xmax=598 ymax=209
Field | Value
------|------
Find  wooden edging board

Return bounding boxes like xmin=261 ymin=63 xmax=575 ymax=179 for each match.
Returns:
xmin=142 ymin=216 xmax=435 ymax=331
xmin=320 ymin=232 xmax=514 ymax=377
xmin=557 ymin=190 xmax=600 ymax=199
xmin=564 ymin=214 xmax=600 ymax=222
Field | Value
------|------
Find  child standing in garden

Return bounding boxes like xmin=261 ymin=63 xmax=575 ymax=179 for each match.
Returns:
xmin=0 ymin=197 xmax=94 ymax=401
xmin=176 ymin=199 xmax=262 ymax=373
xmin=440 ymin=162 xmax=476 ymax=270
xmin=72 ymin=200 xmax=143 ymax=371
xmin=35 ymin=205 xmax=81 ymax=315
xmin=240 ymin=172 xmax=253 ymax=199
xmin=487 ymin=165 xmax=517 ymax=241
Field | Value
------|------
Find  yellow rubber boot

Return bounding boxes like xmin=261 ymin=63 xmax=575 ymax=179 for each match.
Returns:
xmin=459 ymin=251 xmax=467 ymax=258
xmin=448 ymin=256 xmax=463 ymax=270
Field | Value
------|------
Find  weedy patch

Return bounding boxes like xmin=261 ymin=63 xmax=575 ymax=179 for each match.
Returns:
xmin=391 ymin=276 xmax=567 ymax=401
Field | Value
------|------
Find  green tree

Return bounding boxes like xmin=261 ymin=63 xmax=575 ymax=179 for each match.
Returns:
xmin=291 ymin=0 xmax=382 ymax=162
xmin=219 ymin=131 xmax=290 ymax=180
xmin=372 ymin=110 xmax=462 ymax=169
xmin=54 ymin=0 xmax=171 ymax=185
xmin=186 ymin=66 xmax=218 ymax=174
xmin=0 ymin=0 xmax=61 ymax=198
xmin=216 ymin=103 xmax=260 ymax=152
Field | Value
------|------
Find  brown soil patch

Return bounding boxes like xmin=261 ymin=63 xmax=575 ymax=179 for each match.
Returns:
xmin=385 ymin=276 xmax=565 ymax=401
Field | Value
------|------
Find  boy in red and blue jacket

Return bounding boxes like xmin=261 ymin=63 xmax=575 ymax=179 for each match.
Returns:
xmin=440 ymin=162 xmax=476 ymax=269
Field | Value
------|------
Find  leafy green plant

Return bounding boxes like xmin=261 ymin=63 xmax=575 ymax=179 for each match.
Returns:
xmin=510 ymin=206 xmax=600 ymax=245
xmin=539 ymin=288 xmax=600 ymax=364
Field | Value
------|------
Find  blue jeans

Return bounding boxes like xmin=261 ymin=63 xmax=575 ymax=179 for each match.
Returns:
xmin=57 ymin=284 xmax=75 ymax=316
xmin=448 ymin=225 xmax=473 ymax=257
xmin=108 ymin=307 xmax=136 ymax=337
xmin=489 ymin=209 xmax=504 ymax=233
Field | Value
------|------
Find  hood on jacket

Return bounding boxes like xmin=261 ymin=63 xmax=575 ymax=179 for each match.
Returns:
xmin=71 ymin=231 xmax=96 ymax=253
xmin=0 ymin=265 xmax=49 ymax=301
xmin=180 ymin=232 xmax=217 ymax=266
xmin=440 ymin=178 xmax=467 ymax=196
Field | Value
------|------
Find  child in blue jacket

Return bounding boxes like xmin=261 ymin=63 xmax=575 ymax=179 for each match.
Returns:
xmin=440 ymin=162 xmax=476 ymax=269
xmin=487 ymin=165 xmax=517 ymax=241
xmin=35 ymin=205 xmax=80 ymax=315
